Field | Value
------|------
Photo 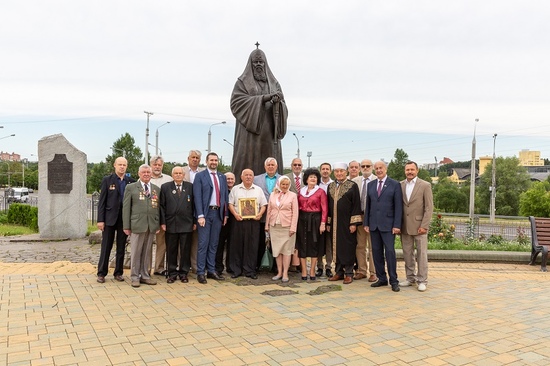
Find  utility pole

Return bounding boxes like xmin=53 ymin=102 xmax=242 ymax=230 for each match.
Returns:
xmin=490 ymin=133 xmax=498 ymax=223
xmin=469 ymin=119 xmax=478 ymax=220
xmin=144 ymin=111 xmax=154 ymax=164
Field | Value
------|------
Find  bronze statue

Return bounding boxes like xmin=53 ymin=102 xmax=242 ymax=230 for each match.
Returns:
xmin=230 ymin=44 xmax=288 ymax=180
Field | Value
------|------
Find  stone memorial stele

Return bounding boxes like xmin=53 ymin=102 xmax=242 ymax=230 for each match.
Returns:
xmin=38 ymin=134 xmax=87 ymax=239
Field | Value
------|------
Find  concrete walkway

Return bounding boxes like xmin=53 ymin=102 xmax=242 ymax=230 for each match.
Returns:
xmin=1 ymin=236 xmax=549 ymax=365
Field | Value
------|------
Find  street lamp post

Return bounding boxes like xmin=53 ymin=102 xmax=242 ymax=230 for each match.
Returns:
xmin=148 ymin=143 xmax=161 ymax=156
xmin=111 ymin=147 xmax=126 ymax=158
xmin=223 ymin=139 xmax=234 ymax=147
xmin=307 ymin=151 xmax=312 ymax=168
xmin=155 ymin=121 xmax=170 ymax=156
xmin=292 ymin=133 xmax=304 ymax=158
xmin=490 ymin=133 xmax=498 ymax=223
xmin=144 ymin=111 xmax=154 ymax=164
xmin=208 ymin=121 xmax=226 ymax=154
xmin=469 ymin=119 xmax=478 ymax=221
xmin=0 ymin=133 xmax=15 ymax=141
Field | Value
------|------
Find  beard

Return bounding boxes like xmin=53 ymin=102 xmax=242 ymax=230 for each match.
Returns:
xmin=253 ymin=66 xmax=267 ymax=81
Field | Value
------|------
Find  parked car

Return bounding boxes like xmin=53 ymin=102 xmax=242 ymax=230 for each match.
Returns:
xmin=6 ymin=187 xmax=30 ymax=203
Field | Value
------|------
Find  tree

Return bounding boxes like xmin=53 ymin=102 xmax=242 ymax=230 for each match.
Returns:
xmin=417 ymin=169 xmax=432 ymax=183
xmin=519 ymin=181 xmax=550 ymax=217
xmin=433 ymin=172 xmax=468 ymax=213
xmin=86 ymin=133 xmax=143 ymax=193
xmin=105 ymin=133 xmax=143 ymax=178
xmin=87 ymin=162 xmax=109 ymax=193
xmin=476 ymin=156 xmax=531 ymax=216
xmin=387 ymin=148 xmax=409 ymax=181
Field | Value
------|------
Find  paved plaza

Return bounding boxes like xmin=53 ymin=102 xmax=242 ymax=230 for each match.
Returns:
xmin=1 ymin=237 xmax=549 ymax=365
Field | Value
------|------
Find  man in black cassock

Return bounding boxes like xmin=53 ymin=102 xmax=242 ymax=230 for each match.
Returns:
xmin=327 ymin=162 xmax=363 ymax=284
xmin=230 ymin=44 xmax=288 ymax=182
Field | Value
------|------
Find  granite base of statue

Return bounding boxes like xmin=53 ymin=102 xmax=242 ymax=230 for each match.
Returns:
xmin=38 ymin=134 xmax=88 ymax=239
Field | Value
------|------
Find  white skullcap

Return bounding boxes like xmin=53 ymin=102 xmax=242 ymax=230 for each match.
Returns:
xmin=333 ymin=162 xmax=348 ymax=170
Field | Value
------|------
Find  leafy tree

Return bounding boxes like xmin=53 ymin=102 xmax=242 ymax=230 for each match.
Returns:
xmin=387 ymin=148 xmax=409 ymax=181
xmin=476 ymin=156 xmax=531 ymax=216
xmin=519 ymin=181 xmax=550 ymax=217
xmin=105 ymin=133 xmax=143 ymax=178
xmin=417 ymin=169 xmax=432 ymax=182
xmin=87 ymin=162 xmax=109 ymax=193
xmin=433 ymin=173 xmax=468 ymax=213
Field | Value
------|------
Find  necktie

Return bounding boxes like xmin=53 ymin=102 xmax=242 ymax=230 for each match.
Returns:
xmin=211 ymin=172 xmax=220 ymax=206
xmin=361 ymin=178 xmax=367 ymax=211
xmin=377 ymin=180 xmax=383 ymax=197
xmin=144 ymin=183 xmax=150 ymax=197
xmin=176 ymin=184 xmax=181 ymax=196
xmin=295 ymin=176 xmax=301 ymax=191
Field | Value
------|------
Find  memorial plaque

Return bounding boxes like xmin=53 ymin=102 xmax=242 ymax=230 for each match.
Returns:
xmin=47 ymin=154 xmax=73 ymax=194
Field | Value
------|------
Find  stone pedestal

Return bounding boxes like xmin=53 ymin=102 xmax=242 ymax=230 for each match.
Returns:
xmin=38 ymin=134 xmax=87 ymax=239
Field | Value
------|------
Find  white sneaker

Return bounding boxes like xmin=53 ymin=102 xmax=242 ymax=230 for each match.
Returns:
xmin=417 ymin=283 xmax=427 ymax=292
xmin=399 ymin=280 xmax=414 ymax=287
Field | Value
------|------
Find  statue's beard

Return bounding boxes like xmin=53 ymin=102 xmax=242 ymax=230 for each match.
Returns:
xmin=253 ymin=66 xmax=267 ymax=82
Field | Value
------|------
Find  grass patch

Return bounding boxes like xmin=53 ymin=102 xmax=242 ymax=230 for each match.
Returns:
xmin=0 ymin=224 xmax=36 ymax=236
xmin=394 ymin=236 xmax=530 ymax=252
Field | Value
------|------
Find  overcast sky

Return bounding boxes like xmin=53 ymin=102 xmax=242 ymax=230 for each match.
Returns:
xmin=1 ymin=0 xmax=549 ymax=170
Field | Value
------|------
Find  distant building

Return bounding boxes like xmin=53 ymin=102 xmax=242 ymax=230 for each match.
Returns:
xmin=0 ymin=151 xmax=21 ymax=161
xmin=518 ymin=149 xmax=544 ymax=167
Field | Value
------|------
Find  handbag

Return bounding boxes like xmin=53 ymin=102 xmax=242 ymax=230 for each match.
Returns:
xmin=260 ymin=238 xmax=274 ymax=270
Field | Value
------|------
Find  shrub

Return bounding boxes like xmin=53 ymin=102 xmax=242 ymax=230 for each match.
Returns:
xmin=7 ymin=204 xmax=38 ymax=232
xmin=428 ymin=214 xmax=455 ymax=244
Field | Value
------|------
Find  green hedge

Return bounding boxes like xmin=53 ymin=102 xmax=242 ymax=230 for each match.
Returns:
xmin=7 ymin=204 xmax=38 ymax=231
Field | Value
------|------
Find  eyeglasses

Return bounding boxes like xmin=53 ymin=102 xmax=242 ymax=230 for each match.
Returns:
xmin=361 ymin=165 xmax=372 ymax=168
xmin=293 ymin=164 xmax=302 ymax=166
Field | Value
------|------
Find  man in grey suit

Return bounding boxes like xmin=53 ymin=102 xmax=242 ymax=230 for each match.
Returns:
xmin=399 ymin=161 xmax=433 ymax=292
xmin=286 ymin=158 xmax=303 ymax=194
xmin=123 ymin=164 xmax=160 ymax=288
xmin=160 ymin=166 xmax=194 ymax=284
xmin=363 ymin=161 xmax=403 ymax=292
xmin=253 ymin=157 xmax=281 ymax=269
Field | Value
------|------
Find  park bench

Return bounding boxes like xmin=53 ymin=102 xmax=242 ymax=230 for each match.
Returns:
xmin=529 ymin=216 xmax=550 ymax=272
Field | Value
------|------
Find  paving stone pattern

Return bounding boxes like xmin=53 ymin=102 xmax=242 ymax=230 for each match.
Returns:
xmin=1 ymin=237 xmax=549 ymax=365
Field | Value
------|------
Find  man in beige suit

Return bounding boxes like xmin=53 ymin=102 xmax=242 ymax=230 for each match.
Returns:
xmin=183 ymin=149 xmax=205 ymax=273
xmin=399 ymin=161 xmax=433 ymax=292
xmin=352 ymin=159 xmax=377 ymax=282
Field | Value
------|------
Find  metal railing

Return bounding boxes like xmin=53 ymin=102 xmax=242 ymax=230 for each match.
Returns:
xmin=437 ymin=213 xmax=531 ymax=242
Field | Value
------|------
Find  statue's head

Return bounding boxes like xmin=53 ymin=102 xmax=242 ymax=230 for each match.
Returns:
xmin=250 ymin=49 xmax=267 ymax=82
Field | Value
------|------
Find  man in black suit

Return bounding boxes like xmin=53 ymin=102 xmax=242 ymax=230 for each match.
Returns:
xmin=363 ymin=161 xmax=403 ymax=292
xmin=96 ymin=157 xmax=135 ymax=283
xmin=160 ymin=166 xmax=195 ymax=283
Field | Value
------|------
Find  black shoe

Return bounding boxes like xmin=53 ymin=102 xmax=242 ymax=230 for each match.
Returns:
xmin=197 ymin=275 xmax=207 ymax=284
xmin=207 ymin=272 xmax=225 ymax=280
xmin=371 ymin=280 xmax=389 ymax=288
xmin=246 ymin=274 xmax=258 ymax=280
xmin=154 ymin=270 xmax=167 ymax=277
xmin=325 ymin=269 xmax=333 ymax=278
xmin=167 ymin=276 xmax=177 ymax=284
xmin=391 ymin=283 xmax=400 ymax=292
xmin=231 ymin=273 xmax=241 ymax=279
xmin=315 ymin=268 xmax=323 ymax=277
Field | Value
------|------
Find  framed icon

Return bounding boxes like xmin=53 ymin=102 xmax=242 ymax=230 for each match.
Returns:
xmin=239 ymin=198 xmax=257 ymax=219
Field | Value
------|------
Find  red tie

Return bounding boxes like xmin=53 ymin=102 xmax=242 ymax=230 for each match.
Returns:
xmin=377 ymin=180 xmax=383 ymax=197
xmin=295 ymin=176 xmax=301 ymax=191
xmin=211 ymin=172 xmax=220 ymax=206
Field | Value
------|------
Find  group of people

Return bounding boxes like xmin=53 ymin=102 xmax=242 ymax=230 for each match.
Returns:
xmin=96 ymin=151 xmax=433 ymax=293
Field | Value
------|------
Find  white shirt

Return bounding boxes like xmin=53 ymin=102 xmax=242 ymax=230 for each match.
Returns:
xmin=405 ymin=177 xmax=417 ymax=201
